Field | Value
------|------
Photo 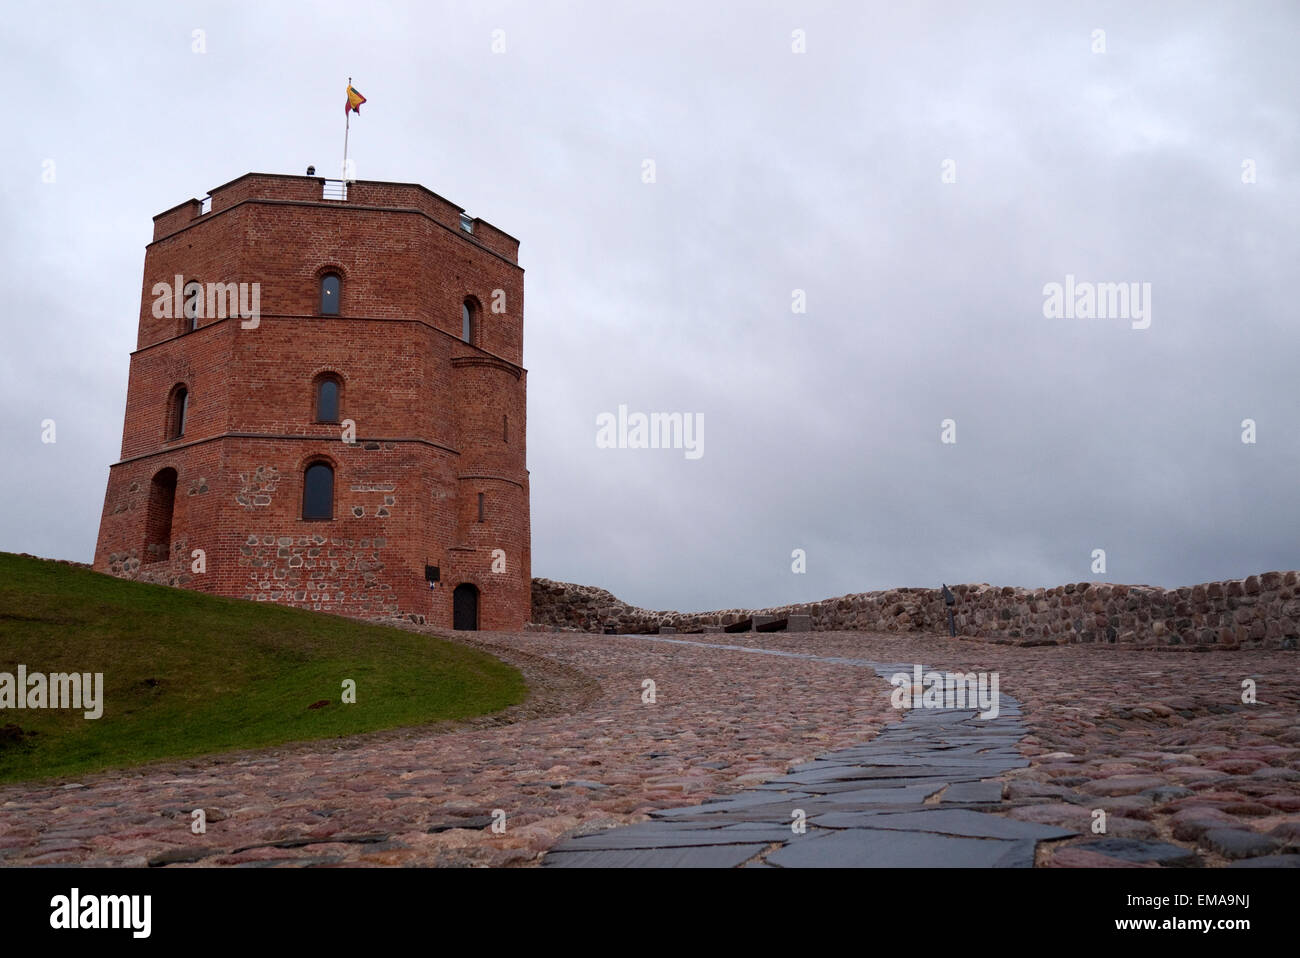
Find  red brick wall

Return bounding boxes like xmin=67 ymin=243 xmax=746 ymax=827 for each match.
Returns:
xmin=94 ymin=174 xmax=531 ymax=630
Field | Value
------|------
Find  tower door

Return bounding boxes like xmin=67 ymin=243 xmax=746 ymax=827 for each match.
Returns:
xmin=453 ymin=583 xmax=479 ymax=631
xmin=144 ymin=468 xmax=178 ymax=563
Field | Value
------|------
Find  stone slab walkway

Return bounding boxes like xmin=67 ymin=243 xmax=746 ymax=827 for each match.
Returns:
xmin=546 ymin=645 xmax=1071 ymax=866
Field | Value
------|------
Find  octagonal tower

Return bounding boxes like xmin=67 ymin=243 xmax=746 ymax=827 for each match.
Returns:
xmin=93 ymin=172 xmax=531 ymax=630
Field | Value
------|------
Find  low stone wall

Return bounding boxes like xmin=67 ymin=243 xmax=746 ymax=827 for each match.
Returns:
xmin=530 ymin=572 xmax=1300 ymax=649
xmin=12 ymin=553 xmax=91 ymax=571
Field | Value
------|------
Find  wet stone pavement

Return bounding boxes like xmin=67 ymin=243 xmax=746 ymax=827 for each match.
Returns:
xmin=1 ymin=628 xmax=1297 ymax=867
xmin=546 ymin=650 xmax=1071 ymax=867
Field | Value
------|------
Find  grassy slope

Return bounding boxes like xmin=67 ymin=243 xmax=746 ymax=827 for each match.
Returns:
xmin=0 ymin=553 xmax=526 ymax=784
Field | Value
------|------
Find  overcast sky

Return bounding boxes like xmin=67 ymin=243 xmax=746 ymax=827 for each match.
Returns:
xmin=1 ymin=1 xmax=1296 ymax=613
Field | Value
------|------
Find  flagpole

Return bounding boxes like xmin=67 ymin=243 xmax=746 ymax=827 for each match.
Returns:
xmin=343 ymin=76 xmax=352 ymax=185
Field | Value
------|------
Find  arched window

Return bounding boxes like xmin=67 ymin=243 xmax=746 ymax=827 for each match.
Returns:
xmin=302 ymin=461 xmax=334 ymax=520
xmin=168 ymin=385 xmax=189 ymax=440
xmin=183 ymin=280 xmax=202 ymax=332
xmin=320 ymin=273 xmax=341 ymax=315
xmin=462 ymin=298 xmax=476 ymax=344
xmin=314 ymin=375 xmax=341 ymax=423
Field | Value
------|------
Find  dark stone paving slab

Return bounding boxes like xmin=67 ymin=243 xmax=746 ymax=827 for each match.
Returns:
xmin=1072 ymin=838 xmax=1202 ymax=867
xmin=653 ymin=803 xmax=926 ymax=825
xmin=941 ymin=781 xmax=1005 ymax=803
xmin=777 ymin=759 xmax=1001 ymax=780
xmin=759 ymin=764 xmax=956 ymax=779
xmin=855 ymin=756 xmax=1027 ymax=770
xmin=560 ymin=823 xmax=801 ymax=849
xmin=543 ymin=844 xmax=769 ymax=868
xmin=1198 ymin=828 xmax=1283 ymax=860
xmin=811 ymin=783 xmax=950 ymax=805
xmin=767 ymin=776 xmax=967 ymax=795
xmin=810 ymin=808 xmax=1075 ymax=841
xmin=649 ymin=802 xmax=830 ymax=823
xmin=648 ymin=791 xmax=814 ymax=817
xmin=766 ymin=830 xmax=1038 ymax=868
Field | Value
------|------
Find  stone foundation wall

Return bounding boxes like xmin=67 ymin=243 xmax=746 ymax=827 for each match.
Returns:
xmin=530 ymin=572 xmax=1300 ymax=649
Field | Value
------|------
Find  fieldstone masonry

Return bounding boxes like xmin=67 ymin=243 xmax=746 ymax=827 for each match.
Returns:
xmin=531 ymin=572 xmax=1300 ymax=649
xmin=239 ymin=534 xmax=399 ymax=616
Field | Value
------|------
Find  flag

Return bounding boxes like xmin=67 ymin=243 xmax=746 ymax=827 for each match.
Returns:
xmin=346 ymin=84 xmax=366 ymax=115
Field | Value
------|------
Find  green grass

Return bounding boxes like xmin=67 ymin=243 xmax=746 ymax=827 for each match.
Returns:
xmin=0 ymin=552 xmax=527 ymax=784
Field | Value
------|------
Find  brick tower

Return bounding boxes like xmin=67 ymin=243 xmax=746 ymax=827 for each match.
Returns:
xmin=93 ymin=172 xmax=531 ymax=630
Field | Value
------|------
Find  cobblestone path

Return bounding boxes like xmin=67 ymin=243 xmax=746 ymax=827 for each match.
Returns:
xmin=0 ymin=629 xmax=1296 ymax=867
xmin=547 ymin=642 xmax=1068 ymax=866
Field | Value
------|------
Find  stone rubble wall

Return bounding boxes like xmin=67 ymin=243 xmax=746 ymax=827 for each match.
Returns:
xmin=530 ymin=572 xmax=1300 ymax=649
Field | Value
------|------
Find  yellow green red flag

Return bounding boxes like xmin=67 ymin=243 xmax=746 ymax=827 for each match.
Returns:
xmin=345 ymin=85 xmax=366 ymax=115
